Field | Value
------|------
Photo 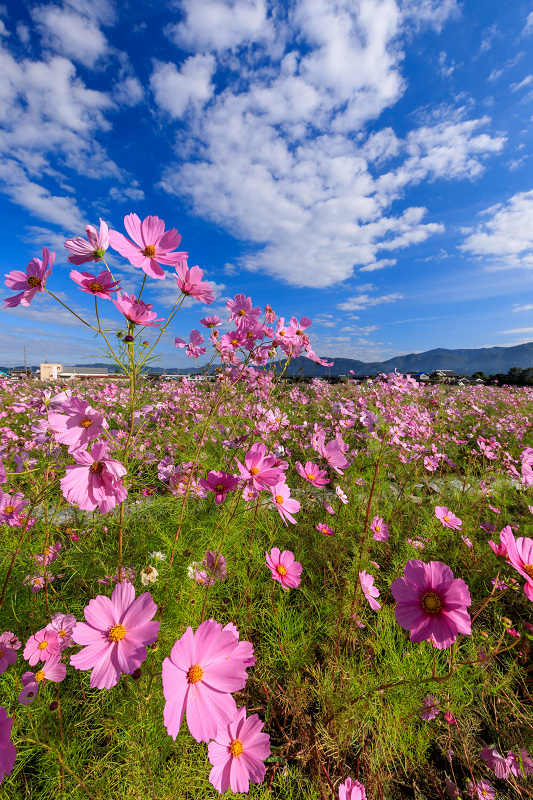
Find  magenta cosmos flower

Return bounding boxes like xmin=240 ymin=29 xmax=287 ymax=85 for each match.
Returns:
xmin=208 ymin=706 xmax=271 ymax=794
xmin=339 ymin=778 xmax=367 ymax=800
xmin=371 ymin=516 xmax=390 ymax=541
xmin=64 ymin=219 xmax=110 ymax=265
xmin=391 ymin=560 xmax=471 ymax=649
xmin=0 ymin=705 xmax=16 ymax=785
xmin=113 ymin=292 xmax=164 ymax=326
xmin=60 ymin=443 xmax=127 ymax=514
xmin=70 ymin=268 xmax=120 ymax=299
xmin=235 ymin=443 xmax=283 ymax=490
xmin=199 ymin=471 xmax=240 ymax=504
xmin=173 ymin=261 xmax=214 ymax=304
xmin=0 ymin=633 xmax=17 ymax=674
xmin=499 ymin=528 xmax=533 ymax=601
xmin=49 ymin=396 xmax=108 ymax=454
xmin=435 ymin=506 xmax=462 ymax=530
xmin=162 ymin=619 xmax=252 ymax=743
xmin=70 ymin=581 xmax=159 ymax=690
xmin=109 ymin=213 xmax=187 ymax=280
xmin=0 ymin=490 xmax=29 ymax=527
xmin=226 ymin=293 xmax=261 ymax=328
xmin=266 ymin=548 xmax=302 ymax=589
xmin=295 ymin=460 xmax=329 ymax=488
xmin=4 ymin=247 xmax=55 ymax=308
xmin=18 ymin=653 xmax=66 ymax=705
xmin=359 ymin=571 xmax=381 ymax=611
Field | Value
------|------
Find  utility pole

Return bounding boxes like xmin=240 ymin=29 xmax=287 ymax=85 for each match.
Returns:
xmin=24 ymin=346 xmax=27 ymax=375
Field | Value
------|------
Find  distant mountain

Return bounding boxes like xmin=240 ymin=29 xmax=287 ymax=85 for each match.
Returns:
xmin=272 ymin=342 xmax=533 ymax=377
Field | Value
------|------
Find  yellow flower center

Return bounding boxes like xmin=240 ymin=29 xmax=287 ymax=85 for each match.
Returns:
xmin=59 ymin=629 xmax=67 ymax=638
xmin=143 ymin=245 xmax=156 ymax=257
xmin=27 ymin=276 xmax=42 ymax=288
xmin=89 ymin=282 xmax=104 ymax=292
xmin=33 ymin=578 xmax=43 ymax=586
xmin=38 ymin=640 xmax=48 ymax=650
xmin=108 ymin=624 xmax=126 ymax=642
xmin=80 ymin=417 xmax=92 ymax=428
xmin=230 ymin=739 xmax=244 ymax=757
xmin=0 ymin=649 xmax=3 ymax=658
xmin=375 ymin=526 xmax=380 ymax=532
xmin=307 ymin=473 xmax=316 ymax=481
xmin=250 ymin=467 xmax=259 ymax=476
xmin=247 ymin=331 xmax=254 ymax=338
xmin=296 ymin=329 xmax=303 ymax=335
xmin=421 ymin=592 xmax=443 ymax=614
xmin=276 ymin=565 xmax=287 ymax=576
xmin=35 ymin=670 xmax=45 ymax=682
xmin=90 ymin=461 xmax=104 ymax=474
xmin=215 ymin=483 xmax=224 ymax=491
xmin=231 ymin=338 xmax=239 ymax=345
xmin=443 ymin=516 xmax=450 ymax=523
xmin=279 ymin=330 xmax=285 ymax=336
xmin=275 ymin=495 xmax=284 ymax=505
xmin=187 ymin=664 xmax=203 ymax=684
xmin=238 ymin=309 xmax=246 ymax=316
xmin=523 ymin=564 xmax=533 ymax=579
xmin=4 ymin=505 xmax=15 ymax=514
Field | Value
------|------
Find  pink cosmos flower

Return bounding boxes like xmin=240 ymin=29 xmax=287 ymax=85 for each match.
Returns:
xmin=488 ymin=526 xmax=509 ymax=558
xmin=508 ymin=749 xmax=533 ymax=777
xmin=419 ymin=694 xmax=440 ymax=721
xmin=295 ymin=460 xmax=329 ymax=487
xmin=174 ymin=329 xmax=206 ymax=358
xmin=60 ymin=442 xmax=127 ymax=514
xmin=113 ymin=292 xmax=164 ymax=326
xmin=0 ymin=634 xmax=17 ymax=674
xmin=0 ymin=633 xmax=20 ymax=651
xmin=479 ymin=746 xmax=512 ymax=779
xmin=23 ymin=628 xmax=60 ymax=666
xmin=235 ymin=443 xmax=283 ymax=489
xmin=316 ymin=523 xmax=334 ymax=536
xmin=338 ymin=777 xmax=367 ymax=800
xmin=226 ymin=294 xmax=261 ymax=328
xmin=0 ymin=490 xmax=29 ymax=526
xmin=70 ymin=269 xmax=120 ymax=299
xmin=109 ymin=214 xmax=186 ymax=280
xmin=174 ymin=262 xmax=214 ymax=304
xmin=18 ymin=653 xmax=67 ymax=705
xmin=199 ymin=471 xmax=240 ymax=504
xmin=391 ymin=560 xmax=472 ymax=649
xmin=64 ymin=219 xmax=110 ymax=265
xmin=70 ymin=580 xmax=159 ymax=690
xmin=266 ymin=548 xmax=302 ymax=589
xmin=0 ymin=705 xmax=17 ymax=784
xmin=472 ymin=780 xmax=495 ymax=800
xmin=371 ymin=516 xmax=390 ymax=541
xmin=499 ymin=528 xmax=533 ymax=601
xmin=435 ymin=506 xmax=462 ymax=530
xmin=4 ymin=247 xmax=54 ymax=308
xmin=47 ymin=613 xmax=77 ymax=650
xmin=270 ymin=481 xmax=300 ymax=525
xmin=314 ymin=433 xmax=350 ymax=475
xmin=359 ymin=571 xmax=381 ymax=610
xmin=49 ymin=397 xmax=108 ymax=454
xmin=162 ymin=619 xmax=252 ymax=742
xmin=208 ymin=706 xmax=271 ymax=794
xmin=200 ymin=315 xmax=221 ymax=327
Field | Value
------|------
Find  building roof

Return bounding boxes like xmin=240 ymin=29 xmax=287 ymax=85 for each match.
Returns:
xmin=61 ymin=366 xmax=109 ymax=375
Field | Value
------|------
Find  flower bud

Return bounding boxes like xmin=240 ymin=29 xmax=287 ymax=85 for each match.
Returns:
xmin=124 ymin=335 xmax=135 ymax=343
xmin=131 ymin=668 xmax=142 ymax=680
xmin=49 ymin=701 xmax=59 ymax=711
xmin=501 ymin=617 xmax=513 ymax=628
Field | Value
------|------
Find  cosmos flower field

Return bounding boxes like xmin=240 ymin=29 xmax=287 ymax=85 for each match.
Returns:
xmin=1 ymin=216 xmax=533 ymax=799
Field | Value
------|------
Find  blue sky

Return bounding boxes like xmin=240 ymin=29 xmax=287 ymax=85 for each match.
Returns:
xmin=1 ymin=0 xmax=533 ymax=369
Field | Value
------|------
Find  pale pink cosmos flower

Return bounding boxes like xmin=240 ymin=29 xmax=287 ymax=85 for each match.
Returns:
xmin=499 ymin=528 xmax=533 ymax=601
xmin=49 ymin=397 xmax=108 ymax=454
xmin=314 ymin=433 xmax=350 ymax=475
xmin=65 ymin=219 xmax=110 ymax=265
xmin=162 ymin=619 xmax=252 ymax=743
xmin=419 ymin=694 xmax=440 ymax=721
xmin=0 ymin=634 xmax=17 ymax=674
xmin=200 ymin=315 xmax=221 ymax=328
xmin=18 ymin=653 xmax=67 ymax=705
xmin=0 ymin=490 xmax=29 ymax=527
xmin=113 ymin=292 xmax=164 ymax=326
xmin=479 ymin=746 xmax=512 ymax=779
xmin=47 ymin=613 xmax=77 ymax=651
xmin=109 ymin=214 xmax=186 ymax=280
xmin=174 ymin=329 xmax=206 ymax=358
xmin=338 ymin=777 xmax=367 ymax=800
xmin=60 ymin=442 xmax=127 ymax=514
xmin=208 ymin=706 xmax=271 ymax=794
xmin=270 ymin=481 xmax=300 ymax=525
xmin=235 ymin=443 xmax=283 ymax=490
xmin=359 ymin=571 xmax=381 ymax=610
xmin=226 ymin=294 xmax=261 ymax=328
xmin=174 ymin=262 xmax=214 ymax=304
xmin=266 ymin=548 xmax=302 ymax=589
xmin=4 ymin=247 xmax=54 ymax=308
xmin=508 ymin=749 xmax=533 ymax=777
xmin=70 ymin=581 xmax=159 ymax=690
xmin=199 ymin=471 xmax=240 ymax=504
xmin=0 ymin=705 xmax=16 ymax=783
xmin=391 ymin=560 xmax=472 ymax=649
xmin=336 ymin=486 xmax=348 ymax=504
xmin=295 ymin=460 xmax=329 ymax=488
xmin=371 ymin=516 xmax=390 ymax=541
xmin=435 ymin=506 xmax=462 ymax=530
xmin=472 ymin=779 xmax=495 ymax=800
xmin=70 ymin=269 xmax=120 ymax=299
xmin=23 ymin=628 xmax=60 ymax=666
xmin=0 ymin=633 xmax=20 ymax=651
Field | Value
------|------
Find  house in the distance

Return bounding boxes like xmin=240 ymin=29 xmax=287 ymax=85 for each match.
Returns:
xmin=59 ymin=366 xmax=109 ymax=379
xmin=40 ymin=363 xmax=62 ymax=381
xmin=429 ymin=370 xmax=465 ymax=384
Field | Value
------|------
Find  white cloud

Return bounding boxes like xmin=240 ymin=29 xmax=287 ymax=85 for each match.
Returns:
xmin=359 ymin=258 xmax=397 ymax=272
xmin=511 ymin=75 xmax=533 ymax=93
xmin=31 ymin=5 xmax=109 ymax=69
xmin=461 ymin=190 xmax=533 ymax=269
xmin=524 ymin=11 xmax=533 ymax=35
xmin=337 ymin=292 xmax=403 ymax=311
xmin=109 ymin=182 xmax=145 ymax=203
xmin=513 ymin=304 xmax=533 ymax=312
xmin=113 ymin=76 xmax=144 ymax=106
xmin=150 ymin=56 xmax=216 ymax=118
xmin=498 ymin=327 xmax=533 ymax=335
xmin=166 ymin=0 xmax=271 ymax=53
xmin=400 ymin=0 xmax=460 ymax=32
